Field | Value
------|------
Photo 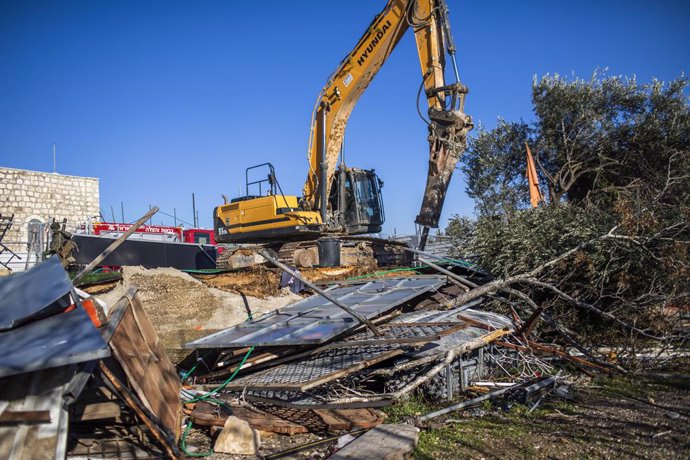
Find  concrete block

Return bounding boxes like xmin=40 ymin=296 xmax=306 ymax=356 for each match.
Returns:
xmin=329 ymin=424 xmax=420 ymax=460
xmin=213 ymin=415 xmax=261 ymax=455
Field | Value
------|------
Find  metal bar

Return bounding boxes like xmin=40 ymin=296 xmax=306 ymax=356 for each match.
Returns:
xmin=259 ymin=250 xmax=381 ymax=336
xmin=419 ymin=386 xmax=512 ymax=421
xmin=192 ymin=193 xmax=197 ymax=227
xmin=72 ymin=207 xmax=159 ymax=285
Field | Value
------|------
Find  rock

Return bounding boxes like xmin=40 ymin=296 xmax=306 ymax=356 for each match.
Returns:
xmin=335 ymin=433 xmax=356 ymax=449
xmin=329 ymin=424 xmax=419 ymax=460
xmin=214 ymin=415 xmax=261 ymax=455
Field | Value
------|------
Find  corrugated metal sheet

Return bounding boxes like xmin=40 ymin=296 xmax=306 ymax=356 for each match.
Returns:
xmin=185 ymin=276 xmax=446 ymax=348
xmin=0 ymin=307 xmax=110 ymax=378
xmin=0 ymin=256 xmax=73 ymax=331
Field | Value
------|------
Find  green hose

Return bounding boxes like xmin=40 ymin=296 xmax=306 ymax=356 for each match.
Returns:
xmin=181 ymin=420 xmax=214 ymax=457
xmin=184 ymin=346 xmax=255 ymax=403
xmin=180 ymin=345 xmax=255 ymax=456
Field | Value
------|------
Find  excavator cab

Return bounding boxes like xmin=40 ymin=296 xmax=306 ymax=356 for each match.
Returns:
xmin=330 ymin=166 xmax=384 ymax=234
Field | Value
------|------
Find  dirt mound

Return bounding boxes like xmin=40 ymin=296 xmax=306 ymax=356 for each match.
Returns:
xmin=194 ymin=266 xmax=281 ymax=298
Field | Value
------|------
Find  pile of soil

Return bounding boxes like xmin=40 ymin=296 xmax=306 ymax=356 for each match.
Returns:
xmin=194 ymin=265 xmax=388 ymax=296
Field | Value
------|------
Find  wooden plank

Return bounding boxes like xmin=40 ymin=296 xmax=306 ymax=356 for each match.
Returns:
xmin=313 ymin=409 xmax=350 ymax=431
xmin=240 ymin=393 xmax=392 ymax=410
xmin=231 ymin=406 xmax=309 ymax=435
xmin=99 ymin=360 xmax=181 ymax=459
xmin=332 ymin=409 xmax=386 ymax=430
xmin=107 ymin=290 xmax=182 ymax=441
xmin=314 ymin=408 xmax=386 ymax=431
xmin=0 ymin=410 xmax=51 ymax=424
xmin=191 ymin=403 xmax=309 ymax=435
xmin=71 ymin=401 xmax=121 ymax=421
xmin=377 ymin=321 xmax=463 ymax=328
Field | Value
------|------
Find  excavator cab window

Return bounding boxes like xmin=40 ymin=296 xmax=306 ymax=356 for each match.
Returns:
xmin=352 ymin=171 xmax=384 ymax=226
xmin=330 ymin=168 xmax=384 ymax=233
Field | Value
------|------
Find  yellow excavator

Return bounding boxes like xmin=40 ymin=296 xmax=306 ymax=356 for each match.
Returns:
xmin=214 ymin=0 xmax=473 ymax=268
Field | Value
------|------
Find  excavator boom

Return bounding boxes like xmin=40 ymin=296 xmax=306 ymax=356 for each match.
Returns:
xmin=303 ymin=0 xmax=473 ymax=239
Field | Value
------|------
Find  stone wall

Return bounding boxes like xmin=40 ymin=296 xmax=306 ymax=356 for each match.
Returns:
xmin=0 ymin=167 xmax=100 ymax=255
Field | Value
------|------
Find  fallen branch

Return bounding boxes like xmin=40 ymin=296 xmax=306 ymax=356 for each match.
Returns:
xmin=494 ymin=341 xmax=608 ymax=372
xmin=519 ymin=278 xmax=659 ymax=339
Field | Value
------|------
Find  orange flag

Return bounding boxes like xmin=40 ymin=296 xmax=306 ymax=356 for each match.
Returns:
xmin=525 ymin=142 xmax=544 ymax=208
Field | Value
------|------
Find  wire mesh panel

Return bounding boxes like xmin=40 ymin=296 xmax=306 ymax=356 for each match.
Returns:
xmin=222 ymin=345 xmax=401 ymax=391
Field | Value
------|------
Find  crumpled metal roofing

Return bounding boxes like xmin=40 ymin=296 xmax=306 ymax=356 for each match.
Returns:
xmin=185 ymin=276 xmax=446 ymax=348
xmin=0 ymin=307 xmax=110 ymax=378
xmin=0 ymin=256 xmax=73 ymax=331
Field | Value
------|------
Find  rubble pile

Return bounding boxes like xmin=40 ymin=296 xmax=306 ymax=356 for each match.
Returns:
xmin=0 ymin=256 xmax=602 ymax=459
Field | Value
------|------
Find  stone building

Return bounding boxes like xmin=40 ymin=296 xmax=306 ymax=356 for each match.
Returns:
xmin=0 ymin=166 xmax=100 ymax=270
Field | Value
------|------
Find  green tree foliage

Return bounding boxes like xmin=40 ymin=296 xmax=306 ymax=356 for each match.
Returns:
xmin=451 ymin=72 xmax=690 ymax=337
xmin=445 ymin=214 xmax=475 ymax=259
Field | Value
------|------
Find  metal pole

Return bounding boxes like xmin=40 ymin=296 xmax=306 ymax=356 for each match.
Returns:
xmin=73 ymin=206 xmax=159 ymax=285
xmin=110 ymin=206 xmax=116 ymax=223
xmin=258 ymin=250 xmax=382 ymax=336
xmin=192 ymin=193 xmax=197 ymax=227
xmin=120 ymin=202 xmax=125 ymax=223
xmin=173 ymin=208 xmax=177 ymax=227
xmin=319 ymin=103 xmax=329 ymax=223
xmin=419 ymin=386 xmax=511 ymax=421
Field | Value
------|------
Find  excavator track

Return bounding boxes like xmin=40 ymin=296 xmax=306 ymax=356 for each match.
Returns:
xmin=278 ymin=235 xmax=411 ymax=268
xmin=216 ymin=237 xmax=411 ymax=270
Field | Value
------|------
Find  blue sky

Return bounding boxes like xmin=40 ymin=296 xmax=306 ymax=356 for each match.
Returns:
xmin=1 ymin=0 xmax=688 ymax=234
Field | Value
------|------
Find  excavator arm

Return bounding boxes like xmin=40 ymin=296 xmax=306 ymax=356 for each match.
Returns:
xmin=303 ymin=0 xmax=473 ymax=245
